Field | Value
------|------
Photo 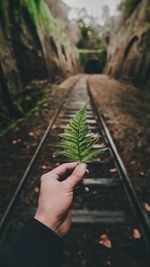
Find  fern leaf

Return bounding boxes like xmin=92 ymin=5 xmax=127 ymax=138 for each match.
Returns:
xmin=58 ymin=104 xmax=107 ymax=163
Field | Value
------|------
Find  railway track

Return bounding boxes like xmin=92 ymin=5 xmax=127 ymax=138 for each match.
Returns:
xmin=0 ymin=77 xmax=149 ymax=266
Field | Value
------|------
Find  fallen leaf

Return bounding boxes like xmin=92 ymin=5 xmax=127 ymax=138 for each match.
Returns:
xmin=109 ymin=168 xmax=117 ymax=173
xmin=52 ymin=124 xmax=57 ymax=129
xmin=41 ymin=165 xmax=47 ymax=170
xmin=132 ymin=229 xmax=141 ymax=239
xmin=144 ymin=203 xmax=150 ymax=212
xmin=29 ymin=132 xmax=34 ymax=136
xmin=12 ymin=138 xmax=21 ymax=144
xmin=34 ymin=186 xmax=39 ymax=193
xmin=99 ymin=234 xmax=112 ymax=248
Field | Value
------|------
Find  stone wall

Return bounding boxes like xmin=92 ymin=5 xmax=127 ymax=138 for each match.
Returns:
xmin=0 ymin=0 xmax=78 ymax=122
xmin=105 ymin=0 xmax=150 ymax=89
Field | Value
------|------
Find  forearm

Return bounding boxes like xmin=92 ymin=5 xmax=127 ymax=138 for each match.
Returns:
xmin=1 ymin=219 xmax=63 ymax=267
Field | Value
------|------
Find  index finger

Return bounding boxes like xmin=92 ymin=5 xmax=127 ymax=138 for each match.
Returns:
xmin=47 ymin=162 xmax=78 ymax=179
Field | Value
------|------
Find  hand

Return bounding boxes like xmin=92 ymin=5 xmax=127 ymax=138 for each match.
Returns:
xmin=34 ymin=162 xmax=88 ymax=236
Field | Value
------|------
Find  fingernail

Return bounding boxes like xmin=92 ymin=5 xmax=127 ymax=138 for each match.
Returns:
xmin=84 ymin=186 xmax=90 ymax=192
xmin=76 ymin=164 xmax=86 ymax=175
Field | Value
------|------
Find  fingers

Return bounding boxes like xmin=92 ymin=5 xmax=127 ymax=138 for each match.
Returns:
xmin=43 ymin=162 xmax=78 ymax=180
xmin=64 ymin=163 xmax=87 ymax=189
xmin=53 ymin=162 xmax=78 ymax=177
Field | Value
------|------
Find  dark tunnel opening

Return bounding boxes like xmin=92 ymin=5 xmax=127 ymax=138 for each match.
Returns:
xmin=84 ymin=50 xmax=107 ymax=74
xmin=84 ymin=58 xmax=102 ymax=74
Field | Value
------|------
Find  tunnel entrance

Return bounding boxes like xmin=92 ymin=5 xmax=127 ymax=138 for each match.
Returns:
xmin=82 ymin=50 xmax=107 ymax=74
xmin=84 ymin=58 xmax=101 ymax=74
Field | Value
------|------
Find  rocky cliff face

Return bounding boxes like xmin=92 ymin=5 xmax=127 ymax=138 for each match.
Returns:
xmin=0 ymin=0 xmax=78 ymax=124
xmin=105 ymin=0 xmax=150 ymax=89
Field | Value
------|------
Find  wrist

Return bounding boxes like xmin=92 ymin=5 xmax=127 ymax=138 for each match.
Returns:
xmin=34 ymin=213 xmax=61 ymax=237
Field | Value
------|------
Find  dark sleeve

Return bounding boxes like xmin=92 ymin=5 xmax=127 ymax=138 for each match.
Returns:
xmin=1 ymin=218 xmax=63 ymax=267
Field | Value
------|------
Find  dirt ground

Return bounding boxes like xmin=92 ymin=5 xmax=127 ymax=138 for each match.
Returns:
xmin=0 ymin=74 xmax=82 ymax=219
xmin=88 ymin=74 xmax=150 ymax=219
xmin=0 ymin=73 xmax=149 ymax=222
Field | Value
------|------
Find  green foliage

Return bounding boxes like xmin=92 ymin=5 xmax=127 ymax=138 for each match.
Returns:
xmin=77 ymin=18 xmax=103 ymax=49
xmin=21 ymin=0 xmax=69 ymax=46
xmin=78 ymin=19 xmax=93 ymax=41
xmin=35 ymin=0 xmax=41 ymax=9
xmin=0 ymin=0 xmax=69 ymax=46
xmin=122 ymin=0 xmax=142 ymax=16
xmin=58 ymin=104 xmax=107 ymax=163
xmin=0 ymin=0 xmax=11 ymax=37
xmin=0 ymin=1 xmax=6 ymax=29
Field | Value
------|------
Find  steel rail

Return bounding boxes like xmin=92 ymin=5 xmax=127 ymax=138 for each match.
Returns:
xmin=0 ymin=85 xmax=73 ymax=233
xmin=87 ymin=79 xmax=150 ymax=251
xmin=1 ymin=76 xmax=149 ymax=256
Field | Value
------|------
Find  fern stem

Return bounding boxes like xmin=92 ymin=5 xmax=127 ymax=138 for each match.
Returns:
xmin=77 ymin=112 xmax=82 ymax=163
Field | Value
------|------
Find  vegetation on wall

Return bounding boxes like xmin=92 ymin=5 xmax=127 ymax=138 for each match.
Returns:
xmin=0 ymin=0 xmax=77 ymax=132
xmin=78 ymin=49 xmax=107 ymax=72
xmin=20 ymin=0 xmax=69 ymax=46
xmin=120 ymin=0 xmax=143 ymax=17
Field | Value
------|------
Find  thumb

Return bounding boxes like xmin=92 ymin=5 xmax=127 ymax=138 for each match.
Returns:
xmin=64 ymin=163 xmax=87 ymax=189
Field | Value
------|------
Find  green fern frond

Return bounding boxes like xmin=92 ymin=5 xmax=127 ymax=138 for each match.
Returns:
xmin=58 ymin=104 xmax=107 ymax=163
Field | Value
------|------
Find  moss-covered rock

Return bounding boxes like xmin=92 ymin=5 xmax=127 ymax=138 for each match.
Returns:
xmin=0 ymin=0 xmax=78 ymax=127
